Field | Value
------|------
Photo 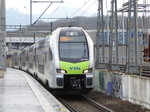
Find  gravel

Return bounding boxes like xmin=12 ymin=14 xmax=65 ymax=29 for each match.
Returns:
xmin=86 ymin=91 xmax=150 ymax=112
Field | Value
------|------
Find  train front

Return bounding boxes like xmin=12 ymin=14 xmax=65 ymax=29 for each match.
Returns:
xmin=56 ymin=27 xmax=94 ymax=94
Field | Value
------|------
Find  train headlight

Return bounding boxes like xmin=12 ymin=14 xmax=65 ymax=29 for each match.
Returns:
xmin=83 ymin=68 xmax=92 ymax=74
xmin=56 ymin=69 xmax=67 ymax=74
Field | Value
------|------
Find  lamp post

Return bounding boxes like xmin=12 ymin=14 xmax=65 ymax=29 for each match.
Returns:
xmin=24 ymin=6 xmax=27 ymax=32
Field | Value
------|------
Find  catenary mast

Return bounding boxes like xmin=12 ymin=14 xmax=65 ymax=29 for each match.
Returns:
xmin=0 ymin=0 xmax=6 ymax=77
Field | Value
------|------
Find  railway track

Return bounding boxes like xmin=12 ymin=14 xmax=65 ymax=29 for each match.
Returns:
xmin=30 ymin=72 xmax=113 ymax=112
xmin=55 ymin=95 xmax=113 ymax=112
xmin=57 ymin=96 xmax=77 ymax=112
xmin=82 ymin=95 xmax=113 ymax=112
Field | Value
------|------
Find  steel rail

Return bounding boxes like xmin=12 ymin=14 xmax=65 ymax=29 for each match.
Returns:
xmin=82 ymin=95 xmax=113 ymax=112
xmin=55 ymin=96 xmax=77 ymax=112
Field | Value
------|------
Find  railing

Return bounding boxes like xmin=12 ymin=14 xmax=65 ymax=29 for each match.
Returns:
xmin=97 ymin=56 xmax=150 ymax=75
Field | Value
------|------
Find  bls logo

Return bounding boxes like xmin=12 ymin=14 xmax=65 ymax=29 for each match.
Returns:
xmin=70 ymin=67 xmax=80 ymax=70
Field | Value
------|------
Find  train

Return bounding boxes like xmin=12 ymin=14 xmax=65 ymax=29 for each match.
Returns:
xmin=12 ymin=27 xmax=95 ymax=94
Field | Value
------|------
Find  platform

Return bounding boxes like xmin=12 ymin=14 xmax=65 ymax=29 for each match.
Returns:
xmin=0 ymin=68 xmax=69 ymax=112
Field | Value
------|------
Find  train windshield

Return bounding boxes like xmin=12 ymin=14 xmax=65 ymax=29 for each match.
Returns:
xmin=59 ymin=28 xmax=89 ymax=63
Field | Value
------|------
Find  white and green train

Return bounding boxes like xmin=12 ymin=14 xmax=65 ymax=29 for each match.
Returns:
xmin=13 ymin=27 xmax=95 ymax=94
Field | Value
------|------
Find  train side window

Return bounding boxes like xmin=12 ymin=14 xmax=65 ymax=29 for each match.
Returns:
xmin=49 ymin=48 xmax=52 ymax=60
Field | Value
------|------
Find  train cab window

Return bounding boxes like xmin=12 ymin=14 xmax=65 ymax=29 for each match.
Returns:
xmin=59 ymin=28 xmax=89 ymax=63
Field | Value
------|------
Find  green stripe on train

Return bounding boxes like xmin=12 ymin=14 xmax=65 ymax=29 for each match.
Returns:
xmin=60 ymin=61 xmax=89 ymax=74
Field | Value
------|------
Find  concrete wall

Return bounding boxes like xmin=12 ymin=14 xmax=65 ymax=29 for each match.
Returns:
xmin=94 ymin=69 xmax=150 ymax=109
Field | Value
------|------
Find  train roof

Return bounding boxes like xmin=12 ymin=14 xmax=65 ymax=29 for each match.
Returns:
xmin=57 ymin=27 xmax=83 ymax=30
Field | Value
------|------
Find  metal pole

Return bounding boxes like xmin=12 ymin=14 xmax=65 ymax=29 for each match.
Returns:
xmin=115 ymin=0 xmax=118 ymax=64
xmin=19 ymin=24 xmax=22 ymax=49
xmin=34 ymin=33 xmax=35 ymax=43
xmin=0 ymin=0 xmax=6 ymax=77
xmin=133 ymin=0 xmax=138 ymax=71
xmin=96 ymin=0 xmax=101 ymax=68
xmin=101 ymin=0 xmax=105 ymax=63
xmin=109 ymin=0 xmax=114 ymax=70
xmin=127 ymin=0 xmax=132 ymax=73
xmin=50 ymin=22 xmax=52 ymax=33
xmin=122 ymin=12 xmax=125 ymax=44
xmin=30 ymin=0 xmax=32 ymax=25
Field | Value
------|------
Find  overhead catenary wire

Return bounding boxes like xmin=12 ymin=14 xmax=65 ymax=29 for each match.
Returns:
xmin=32 ymin=3 xmax=52 ymax=26
xmin=31 ymin=0 xmax=63 ymax=26
xmin=63 ymin=0 xmax=69 ymax=18
xmin=69 ymin=0 xmax=92 ymax=18
xmin=79 ymin=0 xmax=97 ymax=17
xmin=49 ymin=3 xmax=61 ymax=18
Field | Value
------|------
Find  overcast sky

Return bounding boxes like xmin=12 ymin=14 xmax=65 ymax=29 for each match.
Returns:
xmin=6 ymin=0 xmax=148 ymax=25
xmin=6 ymin=0 xmax=130 ymax=16
xmin=6 ymin=0 xmax=148 ymax=15
xmin=6 ymin=0 xmax=97 ymax=16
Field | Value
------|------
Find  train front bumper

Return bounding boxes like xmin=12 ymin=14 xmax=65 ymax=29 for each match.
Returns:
xmin=55 ymin=74 xmax=94 ymax=89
